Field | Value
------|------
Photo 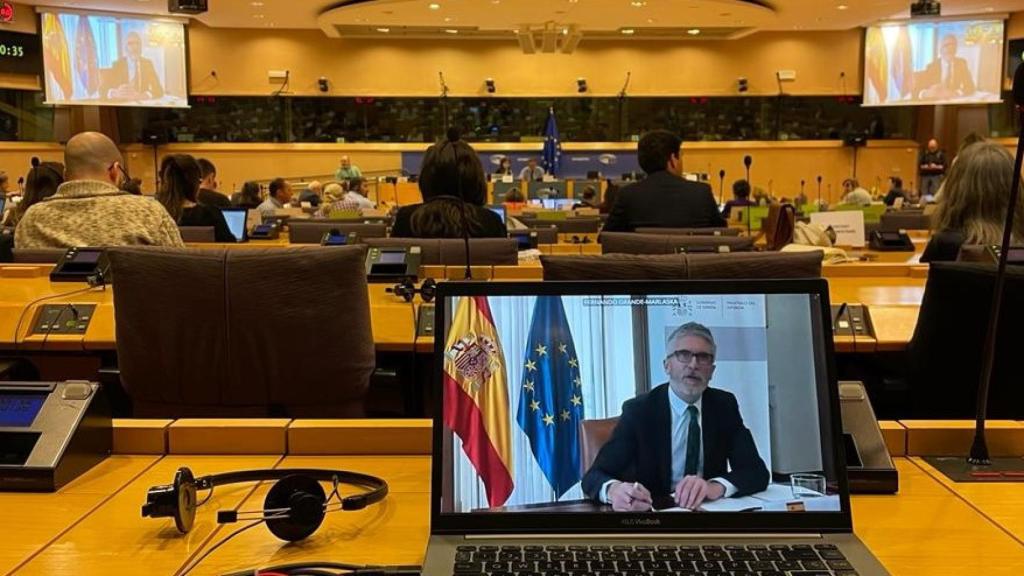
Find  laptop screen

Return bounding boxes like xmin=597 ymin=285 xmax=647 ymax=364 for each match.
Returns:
xmin=487 ymin=205 xmax=507 ymax=224
xmin=432 ymin=281 xmax=849 ymax=533
xmin=220 ymin=208 xmax=248 ymax=242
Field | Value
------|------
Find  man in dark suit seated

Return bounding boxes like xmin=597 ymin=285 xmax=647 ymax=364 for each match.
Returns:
xmin=916 ymin=34 xmax=976 ymax=101
xmin=100 ymin=32 xmax=164 ymax=102
xmin=581 ymin=322 xmax=769 ymax=511
xmin=603 ymin=130 xmax=727 ymax=232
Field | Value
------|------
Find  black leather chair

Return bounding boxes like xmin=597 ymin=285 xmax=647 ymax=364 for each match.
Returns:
xmin=542 ymin=251 xmax=820 ymax=281
xmin=880 ymin=211 xmax=932 ymax=231
xmin=599 ymin=232 xmax=755 ymax=255
xmin=365 ymin=238 xmax=518 ymax=265
xmin=288 ymin=220 xmax=388 ymax=243
xmin=907 ymin=262 xmax=1024 ymax=418
xmin=635 ymin=227 xmax=740 ymax=237
xmin=178 ymin=226 xmax=216 ymax=243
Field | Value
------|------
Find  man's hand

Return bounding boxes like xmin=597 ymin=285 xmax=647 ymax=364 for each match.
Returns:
xmin=673 ymin=476 xmax=726 ymax=510
xmin=608 ymin=481 xmax=653 ymax=512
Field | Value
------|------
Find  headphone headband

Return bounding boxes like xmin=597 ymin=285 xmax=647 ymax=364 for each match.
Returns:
xmin=197 ymin=468 xmax=388 ymax=509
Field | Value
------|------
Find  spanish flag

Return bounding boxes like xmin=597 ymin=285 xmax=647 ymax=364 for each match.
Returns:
xmin=865 ymin=26 xmax=888 ymax=103
xmin=443 ymin=296 xmax=514 ymax=507
xmin=42 ymin=13 xmax=73 ymax=101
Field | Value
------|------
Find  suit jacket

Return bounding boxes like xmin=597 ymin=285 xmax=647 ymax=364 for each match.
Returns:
xmin=100 ymin=57 xmax=164 ymax=100
xmin=603 ymin=171 xmax=727 ymax=232
xmin=581 ymin=384 xmax=769 ymax=503
xmin=917 ymin=57 xmax=975 ymax=98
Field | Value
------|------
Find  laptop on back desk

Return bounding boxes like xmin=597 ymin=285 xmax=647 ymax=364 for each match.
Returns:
xmin=424 ymin=279 xmax=888 ymax=575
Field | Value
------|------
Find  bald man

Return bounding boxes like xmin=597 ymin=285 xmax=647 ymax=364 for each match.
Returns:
xmin=14 ymin=132 xmax=183 ymax=249
xmin=99 ymin=32 xmax=164 ymax=101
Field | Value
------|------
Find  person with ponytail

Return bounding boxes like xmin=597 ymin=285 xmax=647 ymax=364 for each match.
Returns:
xmin=4 ymin=157 xmax=64 ymax=228
xmin=156 ymin=154 xmax=235 ymax=243
xmin=391 ymin=130 xmax=506 ymax=239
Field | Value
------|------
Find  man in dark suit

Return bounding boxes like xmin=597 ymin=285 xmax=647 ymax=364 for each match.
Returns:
xmin=100 ymin=32 xmax=164 ymax=102
xmin=603 ymin=130 xmax=727 ymax=232
xmin=916 ymin=35 xmax=976 ymax=101
xmin=196 ymin=158 xmax=230 ymax=209
xmin=582 ymin=322 xmax=769 ymax=511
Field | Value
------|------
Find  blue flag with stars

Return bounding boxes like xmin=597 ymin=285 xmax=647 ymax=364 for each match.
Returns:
xmin=516 ymin=296 xmax=584 ymax=497
xmin=542 ymin=108 xmax=561 ymax=176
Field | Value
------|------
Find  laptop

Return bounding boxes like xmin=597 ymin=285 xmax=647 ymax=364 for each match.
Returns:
xmin=220 ymin=207 xmax=249 ymax=242
xmin=425 ymin=279 xmax=888 ymax=575
xmin=486 ymin=205 xmax=507 ymax=224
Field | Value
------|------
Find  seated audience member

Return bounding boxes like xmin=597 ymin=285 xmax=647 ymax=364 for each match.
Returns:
xmin=582 ymin=322 xmax=769 ymax=511
xmin=298 ymin=180 xmax=323 ymax=208
xmin=503 ymin=188 xmax=527 ymax=211
xmin=196 ymin=158 xmax=230 ymax=209
xmin=841 ymin=178 xmax=873 ymax=205
xmin=4 ymin=158 xmax=63 ymax=228
xmin=599 ymin=180 xmax=620 ymax=214
xmin=0 ymin=170 xmax=11 ymax=197
xmin=922 ymin=141 xmax=1024 ymax=262
xmin=752 ymin=187 xmax=774 ymax=206
xmin=15 ymin=132 xmax=183 ymax=248
xmin=232 ymin=181 xmax=263 ymax=209
xmin=335 ymin=155 xmax=362 ymax=181
xmin=883 ymin=176 xmax=909 ymax=207
xmin=494 ymin=157 xmax=512 ymax=177
xmin=572 ymin=186 xmax=599 ymax=210
xmin=722 ymin=179 xmax=755 ymax=219
xmin=258 ymin=178 xmax=293 ymax=216
xmin=156 ymin=154 xmax=234 ymax=243
xmin=391 ymin=131 xmax=506 ymax=239
xmin=319 ymin=182 xmax=362 ymax=217
xmin=604 ymin=130 xmax=726 ymax=232
xmin=344 ymin=177 xmax=376 ymax=210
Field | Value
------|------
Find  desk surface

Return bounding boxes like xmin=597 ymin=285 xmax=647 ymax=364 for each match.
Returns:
xmin=4 ymin=455 xmax=1024 ymax=576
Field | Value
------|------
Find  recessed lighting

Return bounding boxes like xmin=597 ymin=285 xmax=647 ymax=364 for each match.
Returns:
xmin=252 ymin=14 xmax=264 ymax=19
xmin=444 ymin=16 xmax=453 ymax=22
xmin=647 ymin=18 xmax=654 ymax=24
xmin=621 ymin=28 xmax=635 ymax=35
xmin=445 ymin=28 xmax=459 ymax=34
xmin=985 ymin=6 xmax=995 ymax=11
xmin=250 ymin=1 xmax=263 ymax=6
xmin=429 ymin=3 xmax=441 ymax=9
xmin=687 ymin=28 xmax=701 ymax=35
xmin=837 ymin=4 xmax=848 ymax=10
xmin=630 ymin=1 xmax=646 ymax=7
xmin=377 ymin=27 xmax=390 ymax=33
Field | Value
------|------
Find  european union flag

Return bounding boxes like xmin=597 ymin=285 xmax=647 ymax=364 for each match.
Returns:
xmin=516 ymin=296 xmax=584 ymax=497
xmin=542 ymin=108 xmax=561 ymax=177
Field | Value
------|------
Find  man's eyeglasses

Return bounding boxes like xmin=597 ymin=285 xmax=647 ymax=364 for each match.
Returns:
xmin=666 ymin=349 xmax=715 ymax=366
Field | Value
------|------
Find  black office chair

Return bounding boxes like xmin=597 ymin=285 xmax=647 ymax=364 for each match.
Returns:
xmin=906 ymin=262 xmax=1024 ymax=419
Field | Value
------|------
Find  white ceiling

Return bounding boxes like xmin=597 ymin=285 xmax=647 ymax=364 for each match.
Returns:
xmin=14 ymin=0 xmax=1022 ymax=36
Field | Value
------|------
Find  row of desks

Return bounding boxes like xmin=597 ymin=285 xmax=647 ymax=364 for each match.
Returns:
xmin=3 ymin=419 xmax=1024 ymax=576
xmin=0 ymin=261 xmax=926 ymax=354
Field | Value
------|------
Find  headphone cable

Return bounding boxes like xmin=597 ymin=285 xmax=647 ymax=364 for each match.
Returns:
xmin=177 ymin=518 xmax=273 ymax=576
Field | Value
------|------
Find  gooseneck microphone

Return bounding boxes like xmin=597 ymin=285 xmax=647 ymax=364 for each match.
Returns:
xmin=743 ymin=155 xmax=752 ymax=185
xmin=969 ymin=63 xmax=1024 ymax=465
xmin=800 ymin=179 xmax=806 ymax=202
xmin=817 ymin=175 xmax=823 ymax=207
xmin=718 ymin=169 xmax=726 ymax=204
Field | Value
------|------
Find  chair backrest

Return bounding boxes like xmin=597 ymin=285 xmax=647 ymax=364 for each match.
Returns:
xmin=510 ymin=226 xmax=559 ymax=245
xmin=763 ymin=204 xmax=797 ymax=251
xmin=108 ymin=246 xmax=374 ymax=418
xmin=365 ymin=238 xmax=518 ymax=265
xmin=11 ymin=248 xmax=66 ymax=263
xmin=288 ymin=220 xmax=388 ymax=244
xmin=579 ymin=417 xmax=620 ymax=476
xmin=599 ymin=232 xmax=754 ymax=255
xmin=178 ymin=226 xmax=216 ymax=243
xmin=907 ymin=262 xmax=1024 ymax=419
xmin=542 ymin=251 xmax=821 ymax=281
xmin=880 ymin=211 xmax=932 ymax=231
xmin=635 ymin=227 xmax=740 ymax=237
xmin=552 ymin=217 xmax=602 ymax=234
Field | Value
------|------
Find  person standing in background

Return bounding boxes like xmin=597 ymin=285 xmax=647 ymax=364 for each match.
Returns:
xmin=334 ymin=155 xmax=362 ymax=181
xmin=919 ymin=139 xmax=946 ymax=200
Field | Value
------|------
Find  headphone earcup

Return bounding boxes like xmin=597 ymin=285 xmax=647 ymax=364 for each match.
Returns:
xmin=174 ymin=467 xmax=198 ymax=533
xmin=420 ymin=278 xmax=437 ymax=303
xmin=264 ymin=475 xmax=327 ymax=542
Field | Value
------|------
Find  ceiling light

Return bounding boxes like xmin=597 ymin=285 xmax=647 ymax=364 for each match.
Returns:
xmin=837 ymin=4 xmax=848 ymax=10
xmin=621 ymin=28 xmax=635 ymax=35
xmin=631 ymin=1 xmax=647 ymax=6
xmin=444 ymin=16 xmax=452 ymax=22
xmin=250 ymin=1 xmax=263 ymax=6
xmin=687 ymin=28 xmax=701 ymax=35
xmin=377 ymin=27 xmax=390 ymax=33
xmin=252 ymin=14 xmax=264 ymax=19
xmin=445 ymin=29 xmax=459 ymax=34
xmin=429 ymin=3 xmax=441 ymax=9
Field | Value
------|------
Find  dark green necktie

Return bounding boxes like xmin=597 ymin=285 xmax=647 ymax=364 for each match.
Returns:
xmin=684 ymin=404 xmax=701 ymax=477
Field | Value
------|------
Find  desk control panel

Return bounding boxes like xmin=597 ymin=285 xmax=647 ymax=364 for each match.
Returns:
xmin=30 ymin=304 xmax=97 ymax=335
xmin=831 ymin=304 xmax=874 ymax=339
xmin=416 ymin=304 xmax=435 ymax=338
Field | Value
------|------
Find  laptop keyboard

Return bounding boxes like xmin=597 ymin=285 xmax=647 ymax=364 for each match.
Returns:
xmin=452 ymin=543 xmax=857 ymax=576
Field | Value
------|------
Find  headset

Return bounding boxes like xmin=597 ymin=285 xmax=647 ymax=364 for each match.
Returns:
xmin=388 ymin=277 xmax=437 ymax=303
xmin=142 ymin=467 xmax=388 ymax=542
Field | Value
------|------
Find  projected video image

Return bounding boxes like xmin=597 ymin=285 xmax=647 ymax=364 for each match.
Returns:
xmin=864 ymin=18 xmax=1004 ymax=106
xmin=439 ymin=294 xmax=842 ymax=515
xmin=41 ymin=11 xmax=188 ymax=108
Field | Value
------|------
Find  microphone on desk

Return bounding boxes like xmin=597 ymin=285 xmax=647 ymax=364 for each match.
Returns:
xmin=969 ymin=62 xmax=1024 ymax=466
xmin=817 ymin=175 xmax=823 ymax=207
xmin=743 ymin=155 xmax=752 ymax=186
xmin=718 ymin=169 xmax=726 ymax=204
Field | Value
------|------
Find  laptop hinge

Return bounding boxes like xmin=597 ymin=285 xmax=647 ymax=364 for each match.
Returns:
xmin=464 ymin=533 xmax=824 ymax=540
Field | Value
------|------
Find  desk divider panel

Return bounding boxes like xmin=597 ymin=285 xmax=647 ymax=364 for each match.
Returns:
xmin=899 ymin=420 xmax=1024 ymax=457
xmin=168 ymin=419 xmax=291 ymax=455
xmin=287 ymin=419 xmax=432 ymax=455
xmin=879 ymin=421 xmax=906 ymax=457
xmin=112 ymin=419 xmax=173 ymax=454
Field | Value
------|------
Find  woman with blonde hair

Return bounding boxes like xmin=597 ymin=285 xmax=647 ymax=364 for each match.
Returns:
xmin=922 ymin=141 xmax=1024 ymax=262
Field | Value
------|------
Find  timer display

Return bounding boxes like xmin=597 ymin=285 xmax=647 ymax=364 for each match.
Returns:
xmin=0 ymin=30 xmax=40 ymax=75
